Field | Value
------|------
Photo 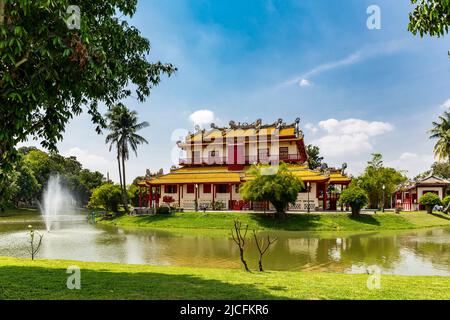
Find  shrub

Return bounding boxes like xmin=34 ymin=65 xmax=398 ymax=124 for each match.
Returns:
xmin=419 ymin=193 xmax=442 ymax=213
xmin=210 ymin=201 xmax=225 ymax=211
xmin=442 ymin=195 xmax=450 ymax=207
xmin=127 ymin=184 xmax=140 ymax=207
xmin=339 ymin=185 xmax=368 ymax=216
xmin=88 ymin=183 xmax=122 ymax=213
xmin=156 ymin=205 xmax=171 ymax=214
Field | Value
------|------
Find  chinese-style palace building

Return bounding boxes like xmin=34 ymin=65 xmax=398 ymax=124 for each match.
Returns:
xmin=393 ymin=175 xmax=450 ymax=211
xmin=137 ymin=118 xmax=352 ymax=211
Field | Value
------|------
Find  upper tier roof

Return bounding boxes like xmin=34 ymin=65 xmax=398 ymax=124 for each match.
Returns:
xmin=181 ymin=118 xmax=303 ymax=145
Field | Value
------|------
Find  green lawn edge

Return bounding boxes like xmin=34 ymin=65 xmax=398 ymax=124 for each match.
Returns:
xmin=1 ymin=257 xmax=449 ymax=300
xmin=97 ymin=211 xmax=450 ymax=235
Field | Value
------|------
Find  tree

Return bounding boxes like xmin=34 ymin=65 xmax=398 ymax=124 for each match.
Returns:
xmin=88 ymin=183 xmax=122 ymax=213
xmin=339 ymin=185 xmax=369 ymax=216
xmin=0 ymin=0 xmax=176 ymax=177
xmin=105 ymin=104 xmax=149 ymax=214
xmin=252 ymin=230 xmax=277 ymax=272
xmin=429 ymin=112 xmax=450 ymax=162
xmin=408 ymin=0 xmax=450 ymax=57
xmin=419 ymin=192 xmax=442 ymax=213
xmin=10 ymin=160 xmax=40 ymax=207
xmin=306 ymin=145 xmax=326 ymax=170
xmin=240 ymin=162 xmax=304 ymax=217
xmin=231 ymin=219 xmax=250 ymax=272
xmin=357 ymin=153 xmax=407 ymax=209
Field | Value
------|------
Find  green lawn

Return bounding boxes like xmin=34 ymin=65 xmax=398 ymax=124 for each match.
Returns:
xmin=99 ymin=211 xmax=450 ymax=234
xmin=0 ymin=257 xmax=449 ymax=300
xmin=0 ymin=208 xmax=41 ymax=223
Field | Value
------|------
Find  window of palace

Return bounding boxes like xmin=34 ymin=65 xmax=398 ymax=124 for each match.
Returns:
xmin=216 ymin=184 xmax=229 ymax=193
xmin=203 ymin=184 xmax=212 ymax=193
xmin=192 ymin=151 xmax=201 ymax=163
xmin=258 ymin=148 xmax=269 ymax=158
xmin=279 ymin=147 xmax=289 ymax=159
xmin=186 ymin=185 xmax=195 ymax=193
xmin=164 ymin=185 xmax=178 ymax=194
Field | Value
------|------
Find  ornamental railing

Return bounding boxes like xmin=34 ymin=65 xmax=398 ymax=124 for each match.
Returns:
xmin=179 ymin=154 xmax=303 ymax=166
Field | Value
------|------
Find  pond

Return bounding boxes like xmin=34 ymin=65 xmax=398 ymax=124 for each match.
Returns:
xmin=0 ymin=213 xmax=449 ymax=275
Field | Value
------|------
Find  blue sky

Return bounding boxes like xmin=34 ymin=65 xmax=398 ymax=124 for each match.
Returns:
xmin=24 ymin=0 xmax=450 ymax=181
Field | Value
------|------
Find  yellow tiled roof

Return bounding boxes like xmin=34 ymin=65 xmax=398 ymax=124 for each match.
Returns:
xmin=329 ymin=172 xmax=352 ymax=184
xmin=146 ymin=164 xmax=332 ymax=185
xmin=149 ymin=171 xmax=242 ymax=184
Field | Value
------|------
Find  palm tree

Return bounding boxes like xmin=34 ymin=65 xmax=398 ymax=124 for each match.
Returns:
xmin=106 ymin=104 xmax=149 ymax=214
xmin=429 ymin=111 xmax=450 ymax=163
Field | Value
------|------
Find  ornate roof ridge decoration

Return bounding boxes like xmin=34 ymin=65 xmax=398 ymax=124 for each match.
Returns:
xmin=209 ymin=118 xmax=301 ymax=131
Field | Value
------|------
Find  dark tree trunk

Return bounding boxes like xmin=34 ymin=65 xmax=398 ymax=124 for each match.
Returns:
xmin=258 ymin=256 xmax=263 ymax=272
xmin=117 ymin=155 xmax=123 ymax=189
xmin=121 ymin=153 xmax=129 ymax=214
xmin=239 ymin=249 xmax=249 ymax=272
xmin=351 ymin=206 xmax=361 ymax=217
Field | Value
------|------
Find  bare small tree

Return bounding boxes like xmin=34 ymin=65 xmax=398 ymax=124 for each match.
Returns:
xmin=28 ymin=225 xmax=43 ymax=260
xmin=252 ymin=230 xmax=277 ymax=272
xmin=231 ymin=219 xmax=250 ymax=272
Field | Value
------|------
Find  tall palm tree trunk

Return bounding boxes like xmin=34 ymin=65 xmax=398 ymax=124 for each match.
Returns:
xmin=121 ymin=150 xmax=130 ymax=214
xmin=117 ymin=154 xmax=123 ymax=189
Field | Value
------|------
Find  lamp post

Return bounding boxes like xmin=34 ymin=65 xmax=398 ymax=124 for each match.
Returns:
xmin=382 ymin=184 xmax=386 ymax=212
xmin=307 ymin=182 xmax=311 ymax=213
xmin=194 ymin=184 xmax=198 ymax=212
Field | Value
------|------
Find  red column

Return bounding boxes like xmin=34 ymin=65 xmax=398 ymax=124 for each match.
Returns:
xmin=229 ymin=183 xmax=233 ymax=210
xmin=178 ymin=184 xmax=181 ymax=206
xmin=212 ymin=184 xmax=215 ymax=203
xmin=149 ymin=187 xmax=153 ymax=208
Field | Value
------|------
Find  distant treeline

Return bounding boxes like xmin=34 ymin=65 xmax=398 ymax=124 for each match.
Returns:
xmin=0 ymin=146 xmax=106 ymax=210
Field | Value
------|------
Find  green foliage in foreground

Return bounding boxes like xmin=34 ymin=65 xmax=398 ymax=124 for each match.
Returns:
xmin=0 ymin=257 xmax=449 ymax=300
xmin=99 ymin=211 xmax=450 ymax=234
xmin=408 ymin=0 xmax=450 ymax=57
xmin=0 ymin=0 xmax=176 ymax=174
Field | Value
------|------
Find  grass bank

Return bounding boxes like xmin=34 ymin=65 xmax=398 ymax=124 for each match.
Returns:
xmin=0 ymin=208 xmax=41 ymax=223
xmin=98 ymin=211 xmax=450 ymax=234
xmin=0 ymin=257 xmax=449 ymax=300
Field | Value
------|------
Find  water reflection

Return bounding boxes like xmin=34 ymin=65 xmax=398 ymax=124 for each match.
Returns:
xmin=0 ymin=217 xmax=449 ymax=275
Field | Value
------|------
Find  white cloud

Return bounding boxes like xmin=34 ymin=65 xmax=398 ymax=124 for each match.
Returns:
xmin=311 ymin=118 xmax=393 ymax=157
xmin=299 ymin=79 xmax=311 ymax=87
xmin=440 ymin=98 xmax=450 ymax=109
xmin=318 ymin=118 xmax=393 ymax=136
xmin=304 ymin=123 xmax=318 ymax=133
xmin=386 ymin=152 xmax=435 ymax=178
xmin=281 ymin=41 xmax=403 ymax=88
xmin=189 ymin=109 xmax=215 ymax=127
